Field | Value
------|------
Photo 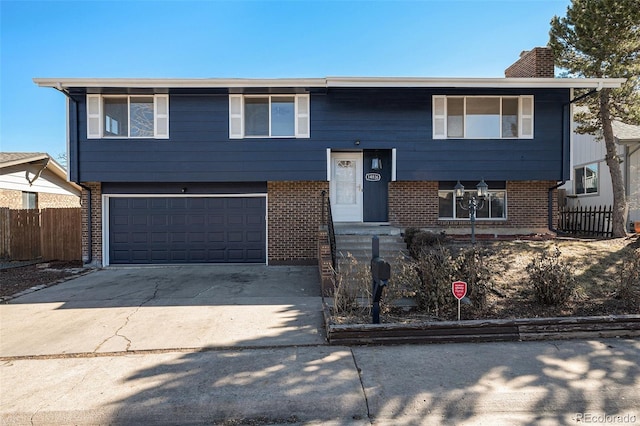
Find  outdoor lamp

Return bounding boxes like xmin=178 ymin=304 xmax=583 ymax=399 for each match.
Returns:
xmin=476 ymin=179 xmax=489 ymax=198
xmin=371 ymin=157 xmax=382 ymax=171
xmin=454 ymin=180 xmax=465 ymax=198
xmin=454 ymin=179 xmax=489 ymax=245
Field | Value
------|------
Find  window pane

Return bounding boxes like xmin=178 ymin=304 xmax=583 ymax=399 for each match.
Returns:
xmin=585 ymin=163 xmax=598 ymax=193
xmin=447 ymin=97 xmax=464 ymax=137
xmin=245 ymin=98 xmax=269 ymax=136
xmin=438 ymin=191 xmax=454 ymax=218
xmin=455 ymin=192 xmax=470 ymax=219
xmin=502 ymin=98 xmax=518 ymax=138
xmin=22 ymin=192 xmax=37 ymax=209
xmin=271 ymin=96 xmax=295 ymax=136
xmin=490 ymin=191 xmax=506 ymax=218
xmin=466 ymin=97 xmax=500 ymax=138
xmin=103 ymin=98 xmax=128 ymax=136
xmin=130 ymin=97 xmax=154 ymax=137
xmin=476 ymin=193 xmax=490 ymax=218
xmin=575 ymin=167 xmax=585 ymax=194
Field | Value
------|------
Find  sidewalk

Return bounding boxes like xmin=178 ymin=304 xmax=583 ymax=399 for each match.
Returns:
xmin=3 ymin=339 xmax=639 ymax=425
xmin=2 ymin=266 xmax=639 ymax=424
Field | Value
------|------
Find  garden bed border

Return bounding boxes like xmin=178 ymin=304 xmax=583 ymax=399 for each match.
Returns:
xmin=323 ymin=303 xmax=640 ymax=345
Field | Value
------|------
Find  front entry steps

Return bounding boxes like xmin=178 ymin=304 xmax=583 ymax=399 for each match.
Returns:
xmin=334 ymin=223 xmax=408 ymax=271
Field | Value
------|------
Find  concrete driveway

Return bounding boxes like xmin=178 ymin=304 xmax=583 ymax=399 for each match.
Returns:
xmin=0 ymin=265 xmax=326 ymax=357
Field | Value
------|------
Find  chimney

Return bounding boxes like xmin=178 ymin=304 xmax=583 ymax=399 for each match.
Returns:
xmin=505 ymin=47 xmax=555 ymax=78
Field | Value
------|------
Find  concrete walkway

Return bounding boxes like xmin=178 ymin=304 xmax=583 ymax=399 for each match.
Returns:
xmin=2 ymin=265 xmax=639 ymax=425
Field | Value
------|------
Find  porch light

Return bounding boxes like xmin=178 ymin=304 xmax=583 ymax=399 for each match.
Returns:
xmin=454 ymin=179 xmax=490 ymax=245
xmin=476 ymin=179 xmax=489 ymax=198
xmin=371 ymin=157 xmax=382 ymax=171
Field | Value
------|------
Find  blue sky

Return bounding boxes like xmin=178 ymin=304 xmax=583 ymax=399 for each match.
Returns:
xmin=1 ymin=0 xmax=570 ymax=160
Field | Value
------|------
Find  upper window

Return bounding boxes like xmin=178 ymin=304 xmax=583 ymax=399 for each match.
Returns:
xmin=433 ymin=95 xmax=533 ymax=139
xmin=229 ymin=94 xmax=310 ymax=139
xmin=87 ymin=94 xmax=169 ymax=139
xmin=575 ymin=163 xmax=598 ymax=195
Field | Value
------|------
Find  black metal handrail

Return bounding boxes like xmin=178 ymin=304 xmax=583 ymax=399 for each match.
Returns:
xmin=321 ymin=190 xmax=337 ymax=270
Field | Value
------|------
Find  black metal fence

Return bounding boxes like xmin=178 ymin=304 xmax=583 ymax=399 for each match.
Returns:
xmin=558 ymin=205 xmax=613 ymax=238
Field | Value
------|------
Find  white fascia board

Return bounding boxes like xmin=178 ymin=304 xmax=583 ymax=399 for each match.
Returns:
xmin=325 ymin=77 xmax=626 ymax=89
xmin=33 ymin=78 xmax=328 ymax=89
xmin=34 ymin=76 xmax=626 ymax=90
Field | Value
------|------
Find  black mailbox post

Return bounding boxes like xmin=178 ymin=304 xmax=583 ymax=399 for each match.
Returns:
xmin=371 ymin=255 xmax=391 ymax=324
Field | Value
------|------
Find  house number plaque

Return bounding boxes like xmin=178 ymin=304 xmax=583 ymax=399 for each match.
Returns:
xmin=365 ymin=173 xmax=381 ymax=182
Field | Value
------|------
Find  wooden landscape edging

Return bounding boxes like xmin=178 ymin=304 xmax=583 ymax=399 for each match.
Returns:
xmin=323 ymin=304 xmax=640 ymax=345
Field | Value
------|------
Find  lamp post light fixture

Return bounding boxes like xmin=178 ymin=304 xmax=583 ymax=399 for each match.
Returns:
xmin=454 ymin=179 xmax=489 ymax=245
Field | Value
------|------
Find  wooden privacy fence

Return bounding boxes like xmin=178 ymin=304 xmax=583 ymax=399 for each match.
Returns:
xmin=558 ymin=205 xmax=613 ymax=238
xmin=0 ymin=208 xmax=81 ymax=261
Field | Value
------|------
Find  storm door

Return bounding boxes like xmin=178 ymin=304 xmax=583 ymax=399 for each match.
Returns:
xmin=330 ymin=152 xmax=363 ymax=222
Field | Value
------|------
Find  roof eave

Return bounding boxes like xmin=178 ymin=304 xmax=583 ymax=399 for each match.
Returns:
xmin=33 ymin=77 xmax=627 ymax=90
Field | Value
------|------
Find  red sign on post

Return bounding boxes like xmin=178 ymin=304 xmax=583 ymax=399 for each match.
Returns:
xmin=452 ymin=281 xmax=467 ymax=300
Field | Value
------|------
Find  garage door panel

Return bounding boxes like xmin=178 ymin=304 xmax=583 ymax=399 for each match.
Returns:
xmin=246 ymin=231 xmax=264 ymax=242
xmin=109 ymin=196 xmax=266 ymax=264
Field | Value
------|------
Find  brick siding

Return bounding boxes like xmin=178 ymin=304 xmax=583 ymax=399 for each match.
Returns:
xmin=389 ymin=180 xmax=557 ymax=235
xmin=0 ymin=189 xmax=79 ymax=209
xmin=389 ymin=181 xmax=439 ymax=227
xmin=80 ymin=182 xmax=102 ymax=266
xmin=504 ymin=47 xmax=555 ymax=78
xmin=38 ymin=192 xmax=80 ymax=208
xmin=0 ymin=189 xmax=22 ymax=209
xmin=268 ymin=181 xmax=329 ymax=264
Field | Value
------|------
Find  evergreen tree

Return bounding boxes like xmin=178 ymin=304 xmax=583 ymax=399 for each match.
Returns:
xmin=549 ymin=0 xmax=640 ymax=237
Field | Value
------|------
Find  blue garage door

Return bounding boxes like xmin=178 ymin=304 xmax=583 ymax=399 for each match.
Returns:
xmin=109 ymin=197 xmax=266 ymax=264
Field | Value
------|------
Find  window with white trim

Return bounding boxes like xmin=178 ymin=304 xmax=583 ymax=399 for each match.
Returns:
xmin=229 ymin=94 xmax=310 ymax=139
xmin=433 ymin=96 xmax=533 ymax=139
xmin=574 ymin=163 xmax=598 ymax=195
xmin=438 ymin=181 xmax=507 ymax=219
xmin=86 ymin=94 xmax=169 ymax=139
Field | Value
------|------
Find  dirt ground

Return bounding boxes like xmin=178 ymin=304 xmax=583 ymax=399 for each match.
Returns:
xmin=0 ymin=260 xmax=86 ymax=300
xmin=333 ymin=235 xmax=640 ymax=323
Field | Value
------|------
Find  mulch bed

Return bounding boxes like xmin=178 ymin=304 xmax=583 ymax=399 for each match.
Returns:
xmin=0 ymin=260 xmax=85 ymax=300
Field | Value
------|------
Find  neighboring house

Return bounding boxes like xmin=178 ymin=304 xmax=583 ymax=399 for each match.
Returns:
xmin=34 ymin=48 xmax=625 ymax=266
xmin=562 ymin=121 xmax=640 ymax=230
xmin=0 ymin=152 xmax=81 ymax=209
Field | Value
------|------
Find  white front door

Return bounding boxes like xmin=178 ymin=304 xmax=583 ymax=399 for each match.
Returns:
xmin=330 ymin=152 xmax=363 ymax=222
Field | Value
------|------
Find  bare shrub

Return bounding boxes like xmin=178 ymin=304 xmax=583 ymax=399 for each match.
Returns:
xmin=526 ymin=247 xmax=576 ymax=305
xmin=412 ymin=245 xmax=457 ymax=317
xmin=332 ymin=253 xmax=371 ymax=317
xmin=617 ymin=246 xmax=640 ymax=301
xmin=455 ymin=247 xmax=489 ymax=309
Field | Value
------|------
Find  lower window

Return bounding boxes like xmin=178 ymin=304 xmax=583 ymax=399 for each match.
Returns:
xmin=22 ymin=191 xmax=37 ymax=209
xmin=438 ymin=181 xmax=506 ymax=219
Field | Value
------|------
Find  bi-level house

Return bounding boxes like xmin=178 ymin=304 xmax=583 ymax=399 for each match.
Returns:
xmin=35 ymin=48 xmax=624 ymax=266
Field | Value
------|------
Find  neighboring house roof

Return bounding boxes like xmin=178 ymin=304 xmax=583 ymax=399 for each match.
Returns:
xmin=0 ymin=152 xmax=81 ymax=194
xmin=612 ymin=121 xmax=640 ymax=144
xmin=33 ymin=76 xmax=626 ymax=90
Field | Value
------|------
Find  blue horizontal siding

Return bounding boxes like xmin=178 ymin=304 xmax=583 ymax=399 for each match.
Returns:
xmin=71 ymin=88 xmax=569 ymax=183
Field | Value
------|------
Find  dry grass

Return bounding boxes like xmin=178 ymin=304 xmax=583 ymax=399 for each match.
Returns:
xmin=331 ymin=235 xmax=640 ymax=324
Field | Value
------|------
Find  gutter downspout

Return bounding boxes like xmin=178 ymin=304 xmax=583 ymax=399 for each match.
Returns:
xmin=550 ymin=87 xmax=604 ymax=233
xmin=53 ymin=85 xmax=92 ymax=265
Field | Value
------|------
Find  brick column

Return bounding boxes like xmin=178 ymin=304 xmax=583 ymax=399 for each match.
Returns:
xmin=81 ymin=182 xmax=102 ymax=266
xmin=268 ymin=181 xmax=329 ymax=264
